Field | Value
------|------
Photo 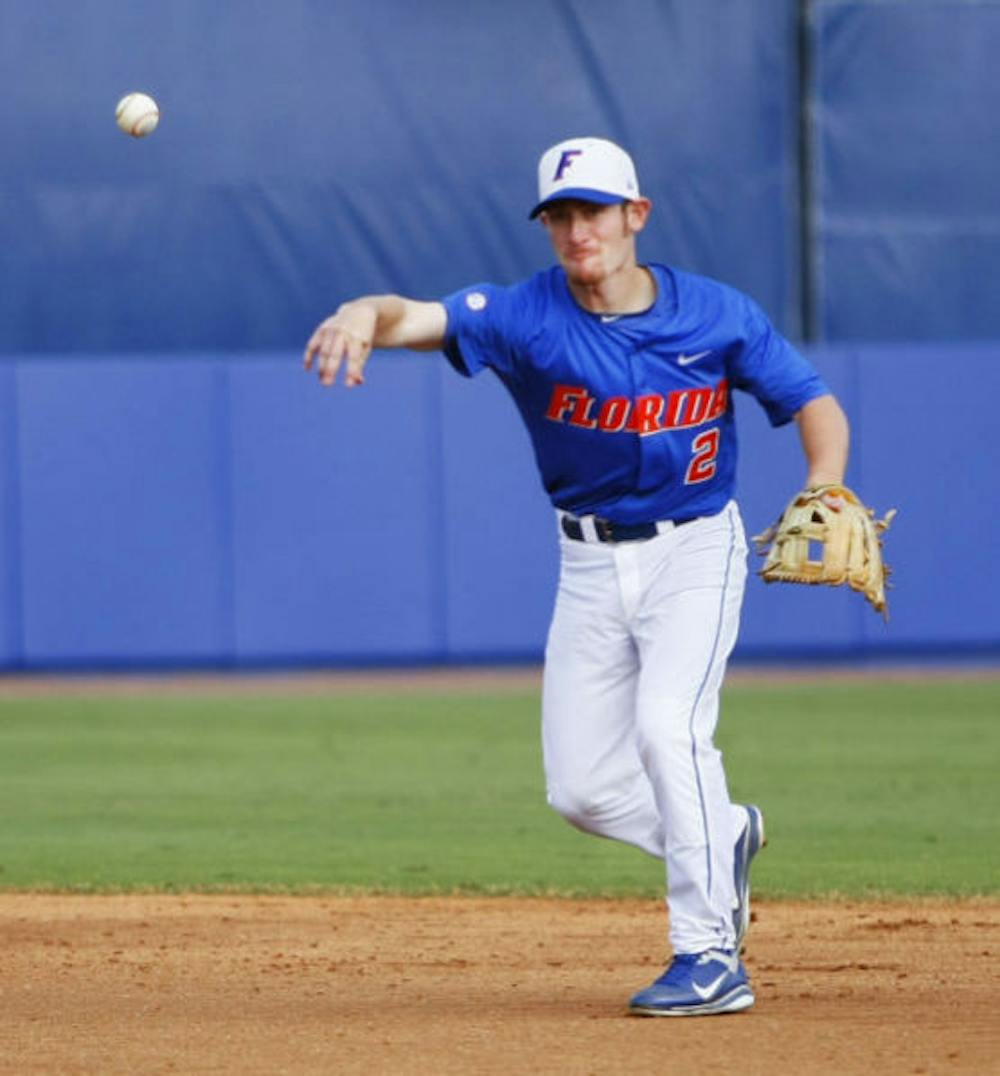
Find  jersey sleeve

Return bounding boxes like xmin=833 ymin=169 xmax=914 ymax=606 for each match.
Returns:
xmin=440 ymin=283 xmax=522 ymax=378
xmin=730 ymin=295 xmax=830 ymax=426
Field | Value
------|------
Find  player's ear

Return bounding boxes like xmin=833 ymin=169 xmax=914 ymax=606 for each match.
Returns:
xmin=624 ymin=198 xmax=652 ymax=234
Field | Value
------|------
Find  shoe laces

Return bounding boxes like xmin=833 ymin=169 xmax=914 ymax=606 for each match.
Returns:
xmin=654 ymin=949 xmax=734 ymax=985
xmin=653 ymin=953 xmax=699 ymax=986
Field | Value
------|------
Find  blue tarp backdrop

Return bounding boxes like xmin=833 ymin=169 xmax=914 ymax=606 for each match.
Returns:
xmin=0 ymin=1 xmax=801 ymax=350
xmin=0 ymin=0 xmax=997 ymax=668
xmin=810 ymin=1 xmax=1000 ymax=340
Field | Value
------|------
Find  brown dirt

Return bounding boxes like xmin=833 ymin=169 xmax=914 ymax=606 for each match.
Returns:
xmin=1 ymin=894 xmax=997 ymax=1075
xmin=0 ymin=661 xmax=998 ymax=699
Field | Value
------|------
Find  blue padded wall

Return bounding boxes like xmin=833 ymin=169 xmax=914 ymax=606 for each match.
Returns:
xmin=0 ymin=343 xmax=998 ymax=669
xmin=738 ymin=343 xmax=1000 ymax=657
xmin=438 ymin=367 xmax=557 ymax=659
xmin=15 ymin=358 xmax=233 ymax=665
xmin=854 ymin=344 xmax=1000 ymax=651
xmin=228 ymin=355 xmax=441 ymax=662
xmin=0 ymin=365 xmax=23 ymax=666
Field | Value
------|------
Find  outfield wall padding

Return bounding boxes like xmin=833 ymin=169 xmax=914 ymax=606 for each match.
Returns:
xmin=0 ymin=343 xmax=996 ymax=669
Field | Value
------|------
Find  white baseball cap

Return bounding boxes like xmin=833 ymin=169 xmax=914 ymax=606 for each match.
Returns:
xmin=529 ymin=136 xmax=642 ymax=219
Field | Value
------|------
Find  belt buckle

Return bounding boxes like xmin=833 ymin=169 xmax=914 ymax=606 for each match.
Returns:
xmin=594 ymin=517 xmax=614 ymax=543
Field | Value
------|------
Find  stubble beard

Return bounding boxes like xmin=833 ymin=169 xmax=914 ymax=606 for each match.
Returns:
xmin=562 ymin=243 xmax=633 ymax=290
xmin=555 ymin=211 xmax=637 ymax=291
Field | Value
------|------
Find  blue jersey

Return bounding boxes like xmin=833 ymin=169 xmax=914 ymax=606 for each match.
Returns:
xmin=441 ymin=263 xmax=827 ymax=524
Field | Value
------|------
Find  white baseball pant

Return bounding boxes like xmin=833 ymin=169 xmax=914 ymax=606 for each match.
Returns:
xmin=542 ymin=500 xmax=748 ymax=955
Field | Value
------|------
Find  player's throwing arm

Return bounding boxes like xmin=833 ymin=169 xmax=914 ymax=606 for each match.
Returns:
xmin=304 ymin=296 xmax=447 ymax=387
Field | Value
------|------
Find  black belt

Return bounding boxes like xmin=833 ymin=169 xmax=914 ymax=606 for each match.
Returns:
xmin=561 ymin=514 xmax=698 ymax=544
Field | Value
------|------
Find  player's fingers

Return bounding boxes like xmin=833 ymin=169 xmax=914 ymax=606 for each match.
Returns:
xmin=303 ymin=329 xmax=323 ymax=371
xmin=304 ymin=319 xmax=336 ymax=374
xmin=820 ymin=492 xmax=846 ymax=512
xmin=317 ymin=329 xmax=349 ymax=386
xmin=344 ymin=337 xmax=371 ymax=387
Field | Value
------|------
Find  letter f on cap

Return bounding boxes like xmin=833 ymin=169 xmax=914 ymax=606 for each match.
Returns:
xmin=553 ymin=149 xmax=583 ymax=181
xmin=530 ymin=136 xmax=642 ymax=219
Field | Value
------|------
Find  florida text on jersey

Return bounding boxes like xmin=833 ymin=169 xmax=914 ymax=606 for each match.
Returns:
xmin=441 ymin=263 xmax=827 ymax=525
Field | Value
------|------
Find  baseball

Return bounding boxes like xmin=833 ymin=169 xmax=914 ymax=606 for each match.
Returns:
xmin=115 ymin=92 xmax=159 ymax=138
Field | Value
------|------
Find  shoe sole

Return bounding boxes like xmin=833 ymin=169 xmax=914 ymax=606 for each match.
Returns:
xmin=734 ymin=805 xmax=766 ymax=951
xmin=629 ymin=984 xmax=755 ymax=1017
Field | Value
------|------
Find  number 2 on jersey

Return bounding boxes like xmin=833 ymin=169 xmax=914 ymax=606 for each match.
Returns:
xmin=685 ymin=427 xmax=720 ymax=484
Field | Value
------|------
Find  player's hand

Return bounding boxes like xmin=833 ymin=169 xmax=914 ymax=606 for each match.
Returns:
xmin=303 ymin=302 xmax=377 ymax=387
xmin=805 ymin=481 xmax=848 ymax=512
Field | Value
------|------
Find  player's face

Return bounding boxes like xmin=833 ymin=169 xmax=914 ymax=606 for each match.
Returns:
xmin=540 ymin=200 xmax=650 ymax=287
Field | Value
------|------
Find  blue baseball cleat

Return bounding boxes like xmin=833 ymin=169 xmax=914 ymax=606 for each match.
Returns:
xmin=733 ymin=804 xmax=766 ymax=951
xmin=628 ymin=949 xmax=754 ymax=1016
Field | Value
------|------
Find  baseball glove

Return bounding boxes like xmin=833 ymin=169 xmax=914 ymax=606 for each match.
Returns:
xmin=752 ymin=485 xmax=897 ymax=618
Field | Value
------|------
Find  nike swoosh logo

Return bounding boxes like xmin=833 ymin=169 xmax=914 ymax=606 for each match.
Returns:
xmin=692 ymin=971 xmax=730 ymax=1000
xmin=690 ymin=948 xmax=741 ymax=999
xmin=600 ymin=314 xmax=622 ymax=323
xmin=677 ymin=349 xmax=712 ymax=365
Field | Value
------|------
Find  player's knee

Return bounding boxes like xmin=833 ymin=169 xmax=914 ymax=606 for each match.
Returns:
xmin=546 ymin=782 xmax=615 ymax=836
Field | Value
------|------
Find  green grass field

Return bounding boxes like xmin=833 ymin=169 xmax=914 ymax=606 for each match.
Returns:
xmin=0 ymin=679 xmax=997 ymax=898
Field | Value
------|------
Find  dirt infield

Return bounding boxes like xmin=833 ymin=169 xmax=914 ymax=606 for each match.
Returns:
xmin=1 ymin=660 xmax=998 ymax=699
xmin=2 ymin=894 xmax=997 ymax=1075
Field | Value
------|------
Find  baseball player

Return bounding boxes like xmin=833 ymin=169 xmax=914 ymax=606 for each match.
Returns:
xmin=303 ymin=137 xmax=849 ymax=1016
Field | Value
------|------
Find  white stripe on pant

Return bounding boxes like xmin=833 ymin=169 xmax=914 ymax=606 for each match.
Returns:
xmin=542 ymin=500 xmax=748 ymax=954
